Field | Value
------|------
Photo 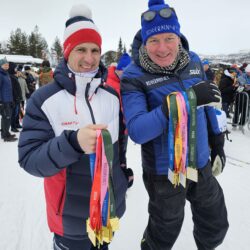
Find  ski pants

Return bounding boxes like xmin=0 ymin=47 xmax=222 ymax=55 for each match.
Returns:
xmin=142 ymin=163 xmax=229 ymax=250
xmin=0 ymin=103 xmax=12 ymax=139
xmin=233 ymin=91 xmax=249 ymax=126
xmin=53 ymin=234 xmax=109 ymax=250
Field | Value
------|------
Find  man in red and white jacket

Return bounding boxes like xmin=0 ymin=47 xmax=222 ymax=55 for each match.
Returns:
xmin=18 ymin=4 xmax=128 ymax=250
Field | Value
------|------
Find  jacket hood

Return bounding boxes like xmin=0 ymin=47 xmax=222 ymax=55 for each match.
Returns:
xmin=131 ymin=29 xmax=190 ymax=66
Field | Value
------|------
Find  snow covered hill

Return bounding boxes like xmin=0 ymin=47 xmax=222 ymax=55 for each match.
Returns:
xmin=0 ymin=124 xmax=250 ymax=250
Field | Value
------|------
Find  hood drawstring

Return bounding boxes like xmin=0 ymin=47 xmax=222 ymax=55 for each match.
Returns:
xmin=68 ymin=72 xmax=78 ymax=115
xmin=74 ymin=95 xmax=78 ymax=115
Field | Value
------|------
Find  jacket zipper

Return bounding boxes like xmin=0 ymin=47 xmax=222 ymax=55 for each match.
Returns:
xmin=85 ymin=80 xmax=96 ymax=124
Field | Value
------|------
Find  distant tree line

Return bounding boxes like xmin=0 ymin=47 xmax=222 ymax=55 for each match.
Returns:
xmin=0 ymin=25 xmax=63 ymax=63
xmin=0 ymin=26 xmax=131 ymax=67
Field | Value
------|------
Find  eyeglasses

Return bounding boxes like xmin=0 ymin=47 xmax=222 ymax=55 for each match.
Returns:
xmin=141 ymin=7 xmax=176 ymax=22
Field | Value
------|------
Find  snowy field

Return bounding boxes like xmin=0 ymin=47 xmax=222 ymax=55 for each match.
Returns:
xmin=0 ymin=124 xmax=250 ymax=250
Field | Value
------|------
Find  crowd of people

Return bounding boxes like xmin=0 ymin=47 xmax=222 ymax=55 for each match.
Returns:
xmin=0 ymin=59 xmax=54 ymax=142
xmin=205 ymin=61 xmax=250 ymax=131
xmin=1 ymin=0 xmax=249 ymax=249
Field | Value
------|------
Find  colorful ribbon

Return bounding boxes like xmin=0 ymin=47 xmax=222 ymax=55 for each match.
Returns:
xmin=87 ymin=129 xmax=119 ymax=247
xmin=166 ymin=89 xmax=198 ymax=187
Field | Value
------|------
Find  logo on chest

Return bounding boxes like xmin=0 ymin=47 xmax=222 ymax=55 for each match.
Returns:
xmin=189 ymin=68 xmax=201 ymax=75
xmin=61 ymin=121 xmax=79 ymax=126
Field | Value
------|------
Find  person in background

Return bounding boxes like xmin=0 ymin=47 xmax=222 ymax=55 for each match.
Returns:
xmin=39 ymin=60 xmax=54 ymax=87
xmin=106 ymin=52 xmax=134 ymax=188
xmin=121 ymin=0 xmax=228 ymax=249
xmin=202 ymin=59 xmax=214 ymax=81
xmin=16 ymin=65 xmax=29 ymax=109
xmin=231 ymin=64 xmax=242 ymax=77
xmin=232 ymin=64 xmax=250 ymax=128
xmin=219 ymin=67 xmax=238 ymax=118
xmin=24 ymin=66 xmax=36 ymax=98
xmin=18 ymin=4 xmax=128 ymax=250
xmin=8 ymin=62 xmax=22 ymax=132
xmin=239 ymin=62 xmax=248 ymax=73
xmin=0 ymin=57 xmax=17 ymax=142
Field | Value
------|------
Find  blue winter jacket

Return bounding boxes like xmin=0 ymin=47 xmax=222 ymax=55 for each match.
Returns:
xmin=121 ymin=31 xmax=222 ymax=175
xmin=0 ymin=67 xmax=13 ymax=103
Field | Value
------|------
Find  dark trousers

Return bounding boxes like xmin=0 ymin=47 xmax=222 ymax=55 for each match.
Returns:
xmin=0 ymin=103 xmax=12 ymax=138
xmin=11 ymin=102 xmax=20 ymax=129
xmin=142 ymin=164 xmax=229 ymax=250
xmin=233 ymin=92 xmax=249 ymax=126
xmin=222 ymin=102 xmax=230 ymax=118
xmin=53 ymin=234 xmax=109 ymax=250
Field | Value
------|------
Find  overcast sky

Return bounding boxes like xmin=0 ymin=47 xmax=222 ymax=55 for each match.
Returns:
xmin=1 ymin=0 xmax=250 ymax=55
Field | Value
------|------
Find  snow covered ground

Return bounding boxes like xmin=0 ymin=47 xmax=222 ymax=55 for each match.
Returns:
xmin=0 ymin=123 xmax=250 ymax=250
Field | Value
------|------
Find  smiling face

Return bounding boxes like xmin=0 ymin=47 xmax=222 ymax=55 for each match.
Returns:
xmin=67 ymin=43 xmax=101 ymax=73
xmin=145 ymin=33 xmax=180 ymax=67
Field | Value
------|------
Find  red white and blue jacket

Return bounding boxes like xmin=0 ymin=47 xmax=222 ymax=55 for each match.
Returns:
xmin=18 ymin=60 xmax=128 ymax=240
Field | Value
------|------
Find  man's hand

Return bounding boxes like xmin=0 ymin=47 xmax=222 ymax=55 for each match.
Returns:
xmin=192 ymin=81 xmax=221 ymax=107
xmin=77 ymin=124 xmax=107 ymax=154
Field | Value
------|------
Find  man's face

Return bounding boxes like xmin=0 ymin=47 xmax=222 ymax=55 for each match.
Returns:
xmin=203 ymin=64 xmax=209 ymax=72
xmin=67 ymin=43 xmax=101 ymax=73
xmin=145 ymin=33 xmax=180 ymax=67
xmin=1 ymin=63 xmax=9 ymax=71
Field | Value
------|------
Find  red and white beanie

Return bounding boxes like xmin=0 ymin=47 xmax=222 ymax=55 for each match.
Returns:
xmin=63 ymin=4 xmax=102 ymax=60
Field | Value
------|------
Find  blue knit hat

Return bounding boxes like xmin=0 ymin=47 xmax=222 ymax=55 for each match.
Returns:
xmin=202 ymin=59 xmax=210 ymax=65
xmin=116 ymin=53 xmax=131 ymax=70
xmin=141 ymin=0 xmax=181 ymax=44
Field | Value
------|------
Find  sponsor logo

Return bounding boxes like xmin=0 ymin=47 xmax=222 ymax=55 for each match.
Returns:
xmin=145 ymin=76 xmax=170 ymax=86
xmin=61 ymin=121 xmax=79 ymax=126
xmin=146 ymin=25 xmax=178 ymax=36
xmin=189 ymin=68 xmax=201 ymax=75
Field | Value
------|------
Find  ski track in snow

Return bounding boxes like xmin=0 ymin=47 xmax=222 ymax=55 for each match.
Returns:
xmin=1 ymin=125 xmax=250 ymax=250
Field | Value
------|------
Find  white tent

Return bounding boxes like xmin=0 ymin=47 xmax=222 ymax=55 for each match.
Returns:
xmin=0 ymin=54 xmax=43 ymax=64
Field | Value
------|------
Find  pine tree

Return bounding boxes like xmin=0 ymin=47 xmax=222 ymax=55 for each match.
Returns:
xmin=129 ymin=43 xmax=133 ymax=56
xmin=7 ymin=28 xmax=30 ymax=55
xmin=0 ymin=41 xmax=8 ymax=54
xmin=116 ymin=37 xmax=123 ymax=62
xmin=20 ymin=32 xmax=29 ymax=55
xmin=51 ymin=36 xmax=63 ymax=64
xmin=122 ymin=45 xmax=127 ymax=54
xmin=7 ymin=28 xmax=23 ymax=54
xmin=101 ymin=50 xmax=116 ymax=67
xmin=28 ymin=25 xmax=48 ymax=58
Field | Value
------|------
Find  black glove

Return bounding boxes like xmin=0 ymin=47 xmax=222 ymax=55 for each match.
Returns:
xmin=192 ymin=81 xmax=221 ymax=106
xmin=209 ymin=133 xmax=226 ymax=176
xmin=121 ymin=165 xmax=134 ymax=188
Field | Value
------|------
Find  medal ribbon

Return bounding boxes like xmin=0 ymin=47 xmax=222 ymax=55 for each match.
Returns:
xmin=87 ymin=129 xmax=119 ymax=246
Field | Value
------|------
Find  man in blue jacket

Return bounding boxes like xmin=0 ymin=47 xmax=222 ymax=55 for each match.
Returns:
xmin=18 ymin=4 xmax=128 ymax=250
xmin=121 ymin=0 xmax=228 ymax=249
xmin=0 ymin=57 xmax=17 ymax=142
